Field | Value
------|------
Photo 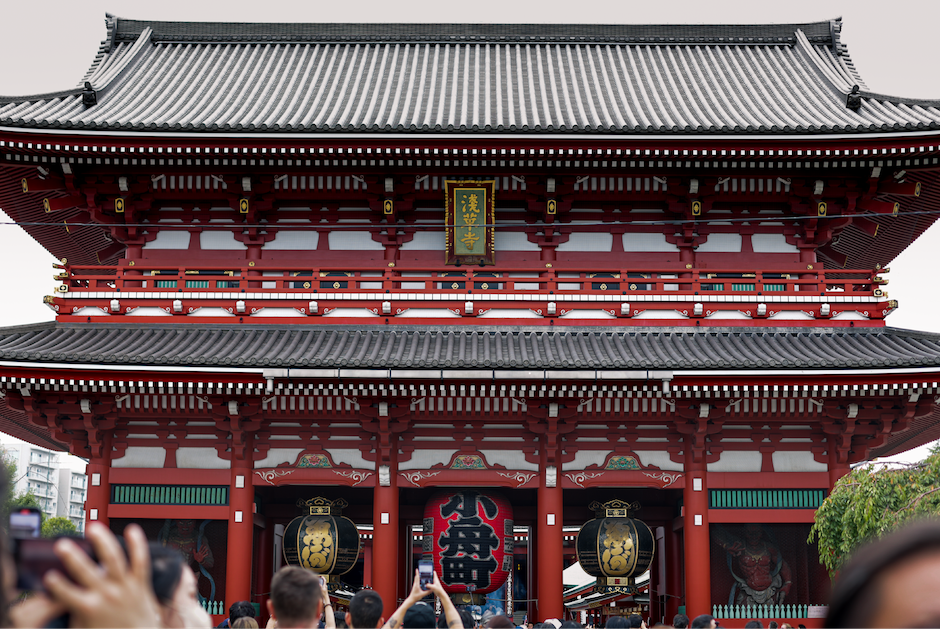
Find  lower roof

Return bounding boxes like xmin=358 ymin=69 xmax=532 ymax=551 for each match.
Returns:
xmin=1 ymin=321 xmax=940 ymax=371
xmin=2 ymin=322 xmax=938 ymax=457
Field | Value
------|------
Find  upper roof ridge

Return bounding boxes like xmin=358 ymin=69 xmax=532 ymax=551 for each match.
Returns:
xmin=109 ymin=16 xmax=838 ymax=46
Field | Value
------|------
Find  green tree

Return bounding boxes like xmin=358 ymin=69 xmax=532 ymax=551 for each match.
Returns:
xmin=809 ymin=451 xmax=940 ymax=575
xmin=41 ymin=516 xmax=77 ymax=538
xmin=2 ymin=452 xmax=46 ymax=525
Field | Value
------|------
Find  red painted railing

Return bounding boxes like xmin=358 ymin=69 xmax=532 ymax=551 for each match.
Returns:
xmin=47 ymin=262 xmax=891 ymax=324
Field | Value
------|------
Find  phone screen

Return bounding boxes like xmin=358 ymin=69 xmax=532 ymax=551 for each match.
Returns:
xmin=9 ymin=508 xmax=42 ymax=539
xmin=418 ymin=560 xmax=433 ymax=590
xmin=13 ymin=536 xmax=95 ymax=592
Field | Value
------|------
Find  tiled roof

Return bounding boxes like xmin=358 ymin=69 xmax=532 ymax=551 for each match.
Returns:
xmin=2 ymin=322 xmax=940 ymax=371
xmin=1 ymin=16 xmax=939 ymax=135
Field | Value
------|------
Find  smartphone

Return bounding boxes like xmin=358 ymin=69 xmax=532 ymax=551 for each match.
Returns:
xmin=13 ymin=536 xmax=95 ymax=592
xmin=320 ymin=575 xmax=326 ymax=586
xmin=9 ymin=507 xmax=42 ymax=539
xmin=418 ymin=560 xmax=433 ymax=590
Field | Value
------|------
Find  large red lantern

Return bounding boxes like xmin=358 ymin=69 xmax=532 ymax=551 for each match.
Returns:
xmin=422 ymin=489 xmax=514 ymax=598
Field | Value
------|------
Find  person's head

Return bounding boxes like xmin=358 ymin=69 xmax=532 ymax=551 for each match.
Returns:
xmin=768 ymin=623 xmax=777 ymax=629
xmin=234 ymin=618 xmax=260 ymax=629
xmin=334 ymin=610 xmax=349 ymax=629
xmin=268 ymin=567 xmax=323 ymax=629
xmin=627 ymin=614 xmax=644 ymax=629
xmin=487 ymin=616 xmax=518 ymax=629
xmin=150 ymin=543 xmax=212 ymax=629
xmin=230 ymin=600 xmax=258 ymax=624
xmin=673 ymin=614 xmax=689 ymax=629
xmin=403 ymin=601 xmax=435 ymax=629
xmin=438 ymin=608 xmax=475 ymax=629
xmin=744 ymin=622 xmax=762 ymax=629
xmin=690 ymin=615 xmax=716 ymax=629
xmin=827 ymin=519 xmax=940 ymax=627
xmin=605 ymin=617 xmax=630 ymax=628
xmin=348 ymin=589 xmax=384 ymax=629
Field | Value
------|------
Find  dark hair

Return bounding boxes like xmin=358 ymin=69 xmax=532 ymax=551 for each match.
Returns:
xmin=334 ymin=610 xmax=349 ymax=629
xmin=673 ymin=615 xmax=690 ymax=629
xmin=768 ymin=623 xmax=778 ymax=629
xmin=349 ymin=589 xmax=384 ymax=629
xmin=149 ymin=543 xmax=185 ymax=604
xmin=827 ymin=519 xmax=940 ymax=627
xmin=487 ymin=616 xmax=518 ymax=629
xmin=744 ymin=622 xmax=763 ymax=629
xmin=690 ymin=615 xmax=714 ymax=629
xmin=270 ymin=566 xmax=322 ymax=627
xmin=605 ymin=617 xmax=630 ymax=628
xmin=403 ymin=601 xmax=435 ymax=629
xmin=627 ymin=614 xmax=643 ymax=629
xmin=437 ymin=608 xmax=475 ymax=628
xmin=230 ymin=600 xmax=258 ymax=622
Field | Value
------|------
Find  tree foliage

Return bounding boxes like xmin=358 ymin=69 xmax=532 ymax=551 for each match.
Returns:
xmin=41 ymin=516 xmax=77 ymax=538
xmin=2 ymin=452 xmax=46 ymax=525
xmin=809 ymin=451 xmax=940 ymax=575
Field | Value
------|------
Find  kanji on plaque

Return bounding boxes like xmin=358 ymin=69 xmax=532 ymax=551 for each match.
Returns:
xmin=444 ymin=180 xmax=496 ymax=265
xmin=423 ymin=489 xmax=513 ymax=595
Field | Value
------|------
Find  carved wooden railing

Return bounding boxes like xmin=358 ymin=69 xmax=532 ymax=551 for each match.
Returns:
xmin=46 ymin=261 xmax=892 ymax=323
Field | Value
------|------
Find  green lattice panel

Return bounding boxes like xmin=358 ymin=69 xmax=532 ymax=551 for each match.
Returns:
xmin=111 ymin=484 xmax=229 ymax=505
xmin=709 ymin=489 xmax=826 ymax=509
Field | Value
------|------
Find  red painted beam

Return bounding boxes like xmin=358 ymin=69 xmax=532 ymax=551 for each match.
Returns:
xmin=108 ymin=504 xmax=229 ymax=519
xmin=110 ymin=467 xmax=231 ymax=485
xmin=707 ymin=509 xmax=818 ymax=524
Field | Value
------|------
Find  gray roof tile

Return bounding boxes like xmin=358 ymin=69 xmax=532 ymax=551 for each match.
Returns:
xmin=0 ymin=322 xmax=939 ymax=371
xmin=1 ymin=17 xmax=938 ymax=135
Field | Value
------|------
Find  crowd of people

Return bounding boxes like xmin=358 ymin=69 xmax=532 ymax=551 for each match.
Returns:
xmin=1 ymin=515 xmax=939 ymax=627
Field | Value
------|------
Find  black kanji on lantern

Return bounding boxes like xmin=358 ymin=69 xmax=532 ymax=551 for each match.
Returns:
xmin=438 ymin=490 xmax=501 ymax=589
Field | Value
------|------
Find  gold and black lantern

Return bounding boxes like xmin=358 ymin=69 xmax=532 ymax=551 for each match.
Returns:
xmin=576 ymin=500 xmax=655 ymax=594
xmin=283 ymin=497 xmax=361 ymax=575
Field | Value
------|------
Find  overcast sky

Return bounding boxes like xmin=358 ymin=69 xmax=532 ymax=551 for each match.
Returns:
xmin=1 ymin=1 xmax=938 ymax=461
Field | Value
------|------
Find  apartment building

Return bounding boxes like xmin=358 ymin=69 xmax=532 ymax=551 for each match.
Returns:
xmin=2 ymin=439 xmax=86 ymax=530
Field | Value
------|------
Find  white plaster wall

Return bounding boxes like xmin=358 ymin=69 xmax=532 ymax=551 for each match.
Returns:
xmin=622 ymin=233 xmax=678 ymax=252
xmin=399 ymin=449 xmax=459 ymax=470
xmin=772 ymin=451 xmax=827 ymax=472
xmin=177 ymin=447 xmax=230 ymax=469
xmin=265 ymin=231 xmax=320 ymax=250
xmin=112 ymin=447 xmax=165 ymax=468
xmin=697 ymin=233 xmax=742 ymax=253
xmin=255 ymin=448 xmax=305 ymax=468
xmin=478 ymin=450 xmax=538 ymax=471
xmin=495 ymin=232 xmax=541 ymax=251
xmin=556 ymin=233 xmax=613 ymax=252
xmin=327 ymin=449 xmax=372 ymax=469
xmin=707 ymin=451 xmax=762 ymax=472
xmin=633 ymin=451 xmax=683 ymax=472
xmin=328 ymin=231 xmax=385 ymax=250
xmin=199 ymin=232 xmax=247 ymax=250
xmin=400 ymin=231 xmax=445 ymax=250
xmin=751 ymin=233 xmax=799 ymax=253
xmin=563 ymin=450 xmax=611 ymax=471
xmin=143 ymin=231 xmax=191 ymax=250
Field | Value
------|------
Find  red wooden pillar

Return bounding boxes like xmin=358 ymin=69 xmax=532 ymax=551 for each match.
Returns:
xmin=85 ymin=432 xmax=112 ymax=528
xmin=536 ymin=450 xmax=563 ymax=621
xmin=682 ymin=444 xmax=711 ymax=618
xmin=828 ymin=439 xmax=851 ymax=489
xmin=372 ymin=459 xmax=399 ymax=608
xmin=665 ymin=525 xmax=682 ymax=622
xmin=225 ymin=434 xmax=255 ymax=608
